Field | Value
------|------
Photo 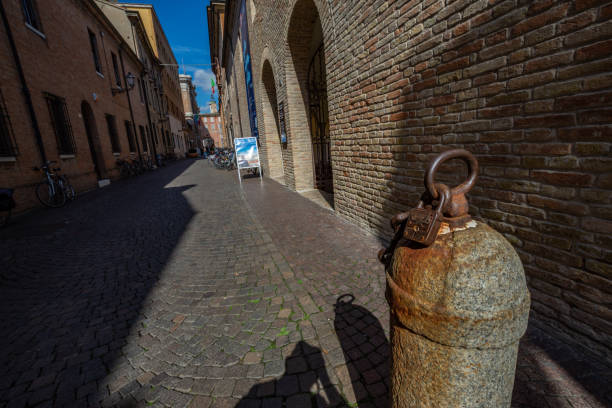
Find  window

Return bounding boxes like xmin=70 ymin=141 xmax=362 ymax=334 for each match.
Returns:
xmin=112 ymin=52 xmax=121 ymax=87
xmin=140 ymin=125 xmax=147 ymax=152
xmin=88 ymin=30 xmax=102 ymax=74
xmin=0 ymin=90 xmax=18 ymax=157
xmin=125 ymin=121 xmax=136 ymax=152
xmin=45 ymin=93 xmax=75 ymax=155
xmin=137 ymin=78 xmax=144 ymax=103
xmin=105 ymin=114 xmax=120 ymax=153
xmin=22 ymin=0 xmax=42 ymax=33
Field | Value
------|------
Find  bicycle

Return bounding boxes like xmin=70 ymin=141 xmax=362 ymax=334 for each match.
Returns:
xmin=33 ymin=161 xmax=66 ymax=208
xmin=0 ymin=188 xmax=15 ymax=227
xmin=57 ymin=173 xmax=76 ymax=201
xmin=116 ymin=159 xmax=134 ymax=179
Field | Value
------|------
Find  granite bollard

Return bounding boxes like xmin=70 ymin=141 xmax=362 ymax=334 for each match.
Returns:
xmin=379 ymin=150 xmax=530 ymax=407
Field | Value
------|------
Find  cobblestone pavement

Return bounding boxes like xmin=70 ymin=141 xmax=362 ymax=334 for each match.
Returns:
xmin=0 ymin=159 xmax=610 ymax=408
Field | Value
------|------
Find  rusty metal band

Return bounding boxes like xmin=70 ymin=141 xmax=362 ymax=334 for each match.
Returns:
xmin=385 ymin=270 xmax=530 ymax=349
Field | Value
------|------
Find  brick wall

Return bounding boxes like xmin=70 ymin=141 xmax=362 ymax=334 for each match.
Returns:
xmin=259 ymin=54 xmax=285 ymax=181
xmin=1 ymin=0 xmax=152 ymax=211
xmin=223 ymin=0 xmax=612 ymax=358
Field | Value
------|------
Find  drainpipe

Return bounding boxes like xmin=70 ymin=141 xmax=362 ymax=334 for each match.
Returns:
xmin=141 ymin=70 xmax=158 ymax=161
xmin=0 ymin=0 xmax=47 ymax=164
xmin=119 ymin=49 xmax=142 ymax=163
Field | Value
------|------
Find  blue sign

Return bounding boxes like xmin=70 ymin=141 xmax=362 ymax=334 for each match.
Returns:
xmin=235 ymin=137 xmax=260 ymax=169
xmin=240 ymin=0 xmax=259 ymax=139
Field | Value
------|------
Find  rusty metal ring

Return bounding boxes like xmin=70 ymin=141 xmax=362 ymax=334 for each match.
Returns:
xmin=434 ymin=183 xmax=451 ymax=214
xmin=426 ymin=149 xmax=478 ymax=199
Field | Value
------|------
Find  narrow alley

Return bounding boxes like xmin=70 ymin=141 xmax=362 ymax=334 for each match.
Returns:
xmin=1 ymin=161 xmax=609 ymax=408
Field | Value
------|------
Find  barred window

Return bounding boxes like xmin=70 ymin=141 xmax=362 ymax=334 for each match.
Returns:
xmin=22 ymin=0 xmax=42 ymax=32
xmin=152 ymin=126 xmax=158 ymax=145
xmin=139 ymin=125 xmax=147 ymax=152
xmin=112 ymin=52 xmax=121 ymax=87
xmin=45 ymin=93 xmax=75 ymax=155
xmin=88 ymin=30 xmax=102 ymax=74
xmin=0 ymin=90 xmax=18 ymax=157
xmin=137 ymin=78 xmax=144 ymax=103
xmin=125 ymin=121 xmax=136 ymax=152
xmin=105 ymin=114 xmax=120 ymax=153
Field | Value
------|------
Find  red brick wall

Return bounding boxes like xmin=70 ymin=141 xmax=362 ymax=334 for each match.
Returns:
xmin=201 ymin=115 xmax=225 ymax=148
xmin=0 ymin=0 xmax=150 ymax=211
xmin=228 ymin=0 xmax=612 ymax=358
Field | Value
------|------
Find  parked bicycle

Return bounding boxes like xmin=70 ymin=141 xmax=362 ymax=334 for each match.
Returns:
xmin=212 ymin=149 xmax=236 ymax=171
xmin=33 ymin=161 xmax=75 ymax=208
xmin=0 ymin=188 xmax=15 ymax=227
xmin=117 ymin=158 xmax=137 ymax=178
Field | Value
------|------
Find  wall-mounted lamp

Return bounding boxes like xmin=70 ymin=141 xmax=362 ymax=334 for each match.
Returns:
xmin=125 ymin=72 xmax=136 ymax=89
xmin=112 ymin=72 xmax=136 ymax=95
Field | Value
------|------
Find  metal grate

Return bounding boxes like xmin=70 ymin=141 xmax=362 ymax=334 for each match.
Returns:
xmin=308 ymin=44 xmax=333 ymax=193
xmin=44 ymin=92 xmax=75 ymax=155
xmin=0 ymin=89 xmax=18 ymax=157
xmin=125 ymin=121 xmax=136 ymax=152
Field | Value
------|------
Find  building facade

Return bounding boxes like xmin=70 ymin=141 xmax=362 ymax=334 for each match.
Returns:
xmin=216 ymin=0 xmax=612 ymax=358
xmin=201 ymin=101 xmax=225 ymax=148
xmin=120 ymin=3 xmax=186 ymax=158
xmin=0 ymin=0 xmax=162 ymax=211
xmin=179 ymin=74 xmax=201 ymax=152
xmin=206 ymin=1 xmax=229 ymax=147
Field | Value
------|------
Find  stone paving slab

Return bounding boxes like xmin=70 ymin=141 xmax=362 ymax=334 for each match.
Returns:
xmin=0 ymin=159 xmax=610 ymax=408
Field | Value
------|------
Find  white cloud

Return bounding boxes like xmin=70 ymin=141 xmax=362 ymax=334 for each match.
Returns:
xmin=192 ymin=69 xmax=215 ymax=93
xmin=172 ymin=45 xmax=206 ymax=54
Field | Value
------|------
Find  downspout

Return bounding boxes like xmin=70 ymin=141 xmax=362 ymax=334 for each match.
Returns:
xmin=142 ymin=71 xmax=158 ymax=160
xmin=118 ymin=49 xmax=142 ymax=163
xmin=0 ymin=0 xmax=47 ymax=164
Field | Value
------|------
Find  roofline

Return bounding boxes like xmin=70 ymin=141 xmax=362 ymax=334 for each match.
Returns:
xmin=125 ymin=10 xmax=161 ymax=67
xmin=86 ymin=0 xmax=144 ymax=70
xmin=120 ymin=2 xmax=178 ymax=65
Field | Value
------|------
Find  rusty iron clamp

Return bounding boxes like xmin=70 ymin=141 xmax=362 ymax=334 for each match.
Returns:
xmin=378 ymin=149 xmax=478 ymax=264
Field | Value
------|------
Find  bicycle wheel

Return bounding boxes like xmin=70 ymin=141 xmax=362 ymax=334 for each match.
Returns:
xmin=63 ymin=177 xmax=77 ymax=201
xmin=36 ymin=180 xmax=66 ymax=208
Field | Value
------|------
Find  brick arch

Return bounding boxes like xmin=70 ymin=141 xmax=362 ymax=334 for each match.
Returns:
xmin=283 ymin=0 xmax=331 ymax=192
xmin=259 ymin=48 xmax=285 ymax=182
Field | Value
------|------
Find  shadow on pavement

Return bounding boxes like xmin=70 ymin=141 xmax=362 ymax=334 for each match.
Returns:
xmin=236 ymin=341 xmax=346 ymax=407
xmin=512 ymin=324 xmax=612 ymax=408
xmin=0 ymin=160 xmax=197 ymax=407
xmin=334 ymin=294 xmax=390 ymax=407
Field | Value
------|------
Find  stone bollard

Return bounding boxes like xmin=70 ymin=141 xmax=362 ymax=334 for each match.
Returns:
xmin=379 ymin=150 xmax=530 ymax=408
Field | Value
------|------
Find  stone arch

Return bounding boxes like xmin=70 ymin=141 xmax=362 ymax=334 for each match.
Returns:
xmin=259 ymin=49 xmax=285 ymax=182
xmin=284 ymin=0 xmax=333 ymax=192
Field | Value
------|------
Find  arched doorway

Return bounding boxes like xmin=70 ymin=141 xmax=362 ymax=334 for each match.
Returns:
xmin=81 ymin=101 xmax=105 ymax=179
xmin=286 ymin=0 xmax=333 ymax=193
xmin=308 ymin=44 xmax=332 ymax=192
xmin=261 ymin=59 xmax=284 ymax=182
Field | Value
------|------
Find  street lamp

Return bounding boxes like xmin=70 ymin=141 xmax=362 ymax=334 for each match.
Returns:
xmin=125 ymin=72 xmax=135 ymax=90
xmin=112 ymin=72 xmax=136 ymax=95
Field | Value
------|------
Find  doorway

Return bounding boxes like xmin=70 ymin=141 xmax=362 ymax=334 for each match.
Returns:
xmin=286 ymin=0 xmax=333 ymax=194
xmin=261 ymin=59 xmax=284 ymax=182
xmin=81 ymin=101 xmax=105 ymax=179
xmin=308 ymin=44 xmax=332 ymax=193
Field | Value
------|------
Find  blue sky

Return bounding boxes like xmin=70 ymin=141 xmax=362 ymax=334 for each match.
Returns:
xmin=125 ymin=0 xmax=218 ymax=112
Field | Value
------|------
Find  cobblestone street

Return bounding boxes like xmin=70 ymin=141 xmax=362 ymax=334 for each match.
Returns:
xmin=1 ymin=160 xmax=610 ymax=408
